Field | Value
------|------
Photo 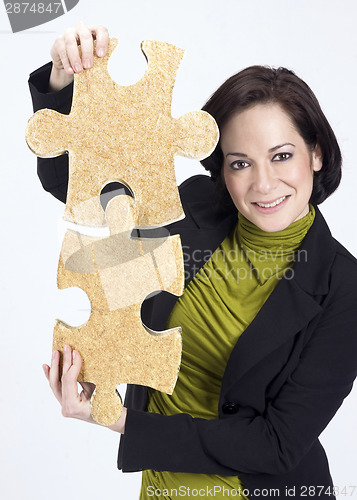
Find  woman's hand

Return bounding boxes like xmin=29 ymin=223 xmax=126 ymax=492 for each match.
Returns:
xmin=49 ymin=21 xmax=109 ymax=92
xmin=43 ymin=344 xmax=96 ymax=423
xmin=42 ymin=344 xmax=127 ymax=433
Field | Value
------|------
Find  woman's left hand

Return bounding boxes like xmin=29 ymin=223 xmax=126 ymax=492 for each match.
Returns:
xmin=42 ymin=344 xmax=126 ymax=433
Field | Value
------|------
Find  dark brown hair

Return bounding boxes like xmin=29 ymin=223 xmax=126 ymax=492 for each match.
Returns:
xmin=201 ymin=65 xmax=342 ymax=207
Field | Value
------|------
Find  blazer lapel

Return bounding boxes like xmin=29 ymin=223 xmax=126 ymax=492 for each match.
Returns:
xmin=184 ymin=201 xmax=336 ymax=391
xmin=221 ymin=206 xmax=336 ymax=390
xmin=221 ymin=277 xmax=323 ymax=391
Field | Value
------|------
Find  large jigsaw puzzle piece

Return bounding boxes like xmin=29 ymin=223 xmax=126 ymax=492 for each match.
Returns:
xmin=26 ymin=38 xmax=219 ymax=227
xmin=54 ymin=195 xmax=184 ymax=426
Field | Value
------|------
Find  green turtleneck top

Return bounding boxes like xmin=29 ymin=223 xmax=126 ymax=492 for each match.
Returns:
xmin=140 ymin=206 xmax=315 ymax=499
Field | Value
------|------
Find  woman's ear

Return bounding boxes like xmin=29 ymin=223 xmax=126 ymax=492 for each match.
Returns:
xmin=312 ymin=143 xmax=323 ymax=172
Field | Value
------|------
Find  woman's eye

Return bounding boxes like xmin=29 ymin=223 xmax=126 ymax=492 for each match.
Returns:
xmin=273 ymin=152 xmax=292 ymax=161
xmin=230 ymin=160 xmax=250 ymax=170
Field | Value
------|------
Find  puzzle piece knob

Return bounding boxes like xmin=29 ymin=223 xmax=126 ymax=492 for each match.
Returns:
xmin=90 ymin=388 xmax=123 ymax=426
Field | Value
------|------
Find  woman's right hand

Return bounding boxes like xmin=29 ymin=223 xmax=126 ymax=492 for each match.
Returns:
xmin=42 ymin=345 xmax=96 ymax=423
xmin=42 ymin=345 xmax=127 ymax=433
xmin=49 ymin=21 xmax=109 ymax=92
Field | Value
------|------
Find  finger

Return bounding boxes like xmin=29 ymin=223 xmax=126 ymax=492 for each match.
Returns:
xmin=89 ymin=25 xmax=109 ymax=57
xmin=42 ymin=364 xmax=50 ymax=381
xmin=71 ymin=349 xmax=82 ymax=376
xmin=61 ymin=348 xmax=82 ymax=401
xmin=63 ymin=27 xmax=83 ymax=73
xmin=48 ymin=350 xmax=62 ymax=402
xmin=75 ymin=22 xmax=95 ymax=69
xmin=61 ymin=351 xmax=92 ymax=420
xmin=62 ymin=344 xmax=73 ymax=375
xmin=53 ymin=35 xmax=74 ymax=75
xmin=79 ymin=381 xmax=96 ymax=401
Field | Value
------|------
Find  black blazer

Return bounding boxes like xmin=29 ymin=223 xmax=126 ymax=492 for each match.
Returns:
xmin=29 ymin=63 xmax=357 ymax=499
xmin=118 ymin=175 xmax=357 ymax=499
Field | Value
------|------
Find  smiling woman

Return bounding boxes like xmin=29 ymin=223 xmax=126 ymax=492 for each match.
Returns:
xmin=201 ymin=65 xmax=342 ymax=211
xmin=30 ymin=23 xmax=357 ymax=500
xmin=221 ymin=104 xmax=322 ymax=232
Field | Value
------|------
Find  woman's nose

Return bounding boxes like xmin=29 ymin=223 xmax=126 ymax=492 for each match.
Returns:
xmin=251 ymin=164 xmax=278 ymax=194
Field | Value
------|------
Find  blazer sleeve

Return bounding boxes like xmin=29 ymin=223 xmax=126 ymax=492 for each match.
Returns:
xmin=119 ymin=254 xmax=357 ymax=476
xmin=28 ymin=62 xmax=73 ymax=203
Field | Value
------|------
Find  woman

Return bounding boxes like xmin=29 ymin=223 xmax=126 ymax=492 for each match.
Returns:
xmin=32 ymin=22 xmax=357 ymax=499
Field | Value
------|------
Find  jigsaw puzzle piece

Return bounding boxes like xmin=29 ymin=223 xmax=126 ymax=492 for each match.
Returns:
xmin=26 ymin=38 xmax=219 ymax=228
xmin=54 ymin=195 xmax=184 ymax=426
xmin=25 ymin=109 xmax=69 ymax=158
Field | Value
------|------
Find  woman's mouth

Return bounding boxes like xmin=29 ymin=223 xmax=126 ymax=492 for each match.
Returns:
xmin=256 ymin=196 xmax=287 ymax=208
xmin=252 ymin=195 xmax=290 ymax=213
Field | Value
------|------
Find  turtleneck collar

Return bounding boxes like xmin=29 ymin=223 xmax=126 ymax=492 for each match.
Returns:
xmin=236 ymin=205 xmax=315 ymax=285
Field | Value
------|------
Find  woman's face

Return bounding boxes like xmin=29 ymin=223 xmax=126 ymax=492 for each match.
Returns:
xmin=221 ymin=103 xmax=322 ymax=232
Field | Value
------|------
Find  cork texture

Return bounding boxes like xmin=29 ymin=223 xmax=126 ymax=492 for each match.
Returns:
xmin=54 ymin=196 xmax=184 ymax=426
xmin=26 ymin=38 xmax=219 ymax=228
xmin=27 ymin=38 xmax=219 ymax=426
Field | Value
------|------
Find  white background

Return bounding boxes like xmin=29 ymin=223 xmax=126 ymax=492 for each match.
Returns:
xmin=1 ymin=1 xmax=356 ymax=499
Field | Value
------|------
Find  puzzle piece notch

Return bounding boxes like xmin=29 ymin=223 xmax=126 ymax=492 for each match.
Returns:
xmin=26 ymin=38 xmax=219 ymax=228
xmin=54 ymin=195 xmax=184 ymax=425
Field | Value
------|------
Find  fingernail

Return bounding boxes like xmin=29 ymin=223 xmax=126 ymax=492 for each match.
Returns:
xmin=74 ymin=64 xmax=82 ymax=73
xmin=97 ymin=48 xmax=105 ymax=57
xmin=73 ymin=350 xmax=76 ymax=359
xmin=83 ymin=59 xmax=91 ymax=69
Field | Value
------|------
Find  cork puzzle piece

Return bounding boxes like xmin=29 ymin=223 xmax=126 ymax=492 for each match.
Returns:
xmin=55 ymin=195 xmax=184 ymax=426
xmin=26 ymin=38 xmax=219 ymax=227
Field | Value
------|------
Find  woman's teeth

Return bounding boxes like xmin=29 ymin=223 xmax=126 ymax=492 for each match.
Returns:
xmin=256 ymin=196 xmax=286 ymax=208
